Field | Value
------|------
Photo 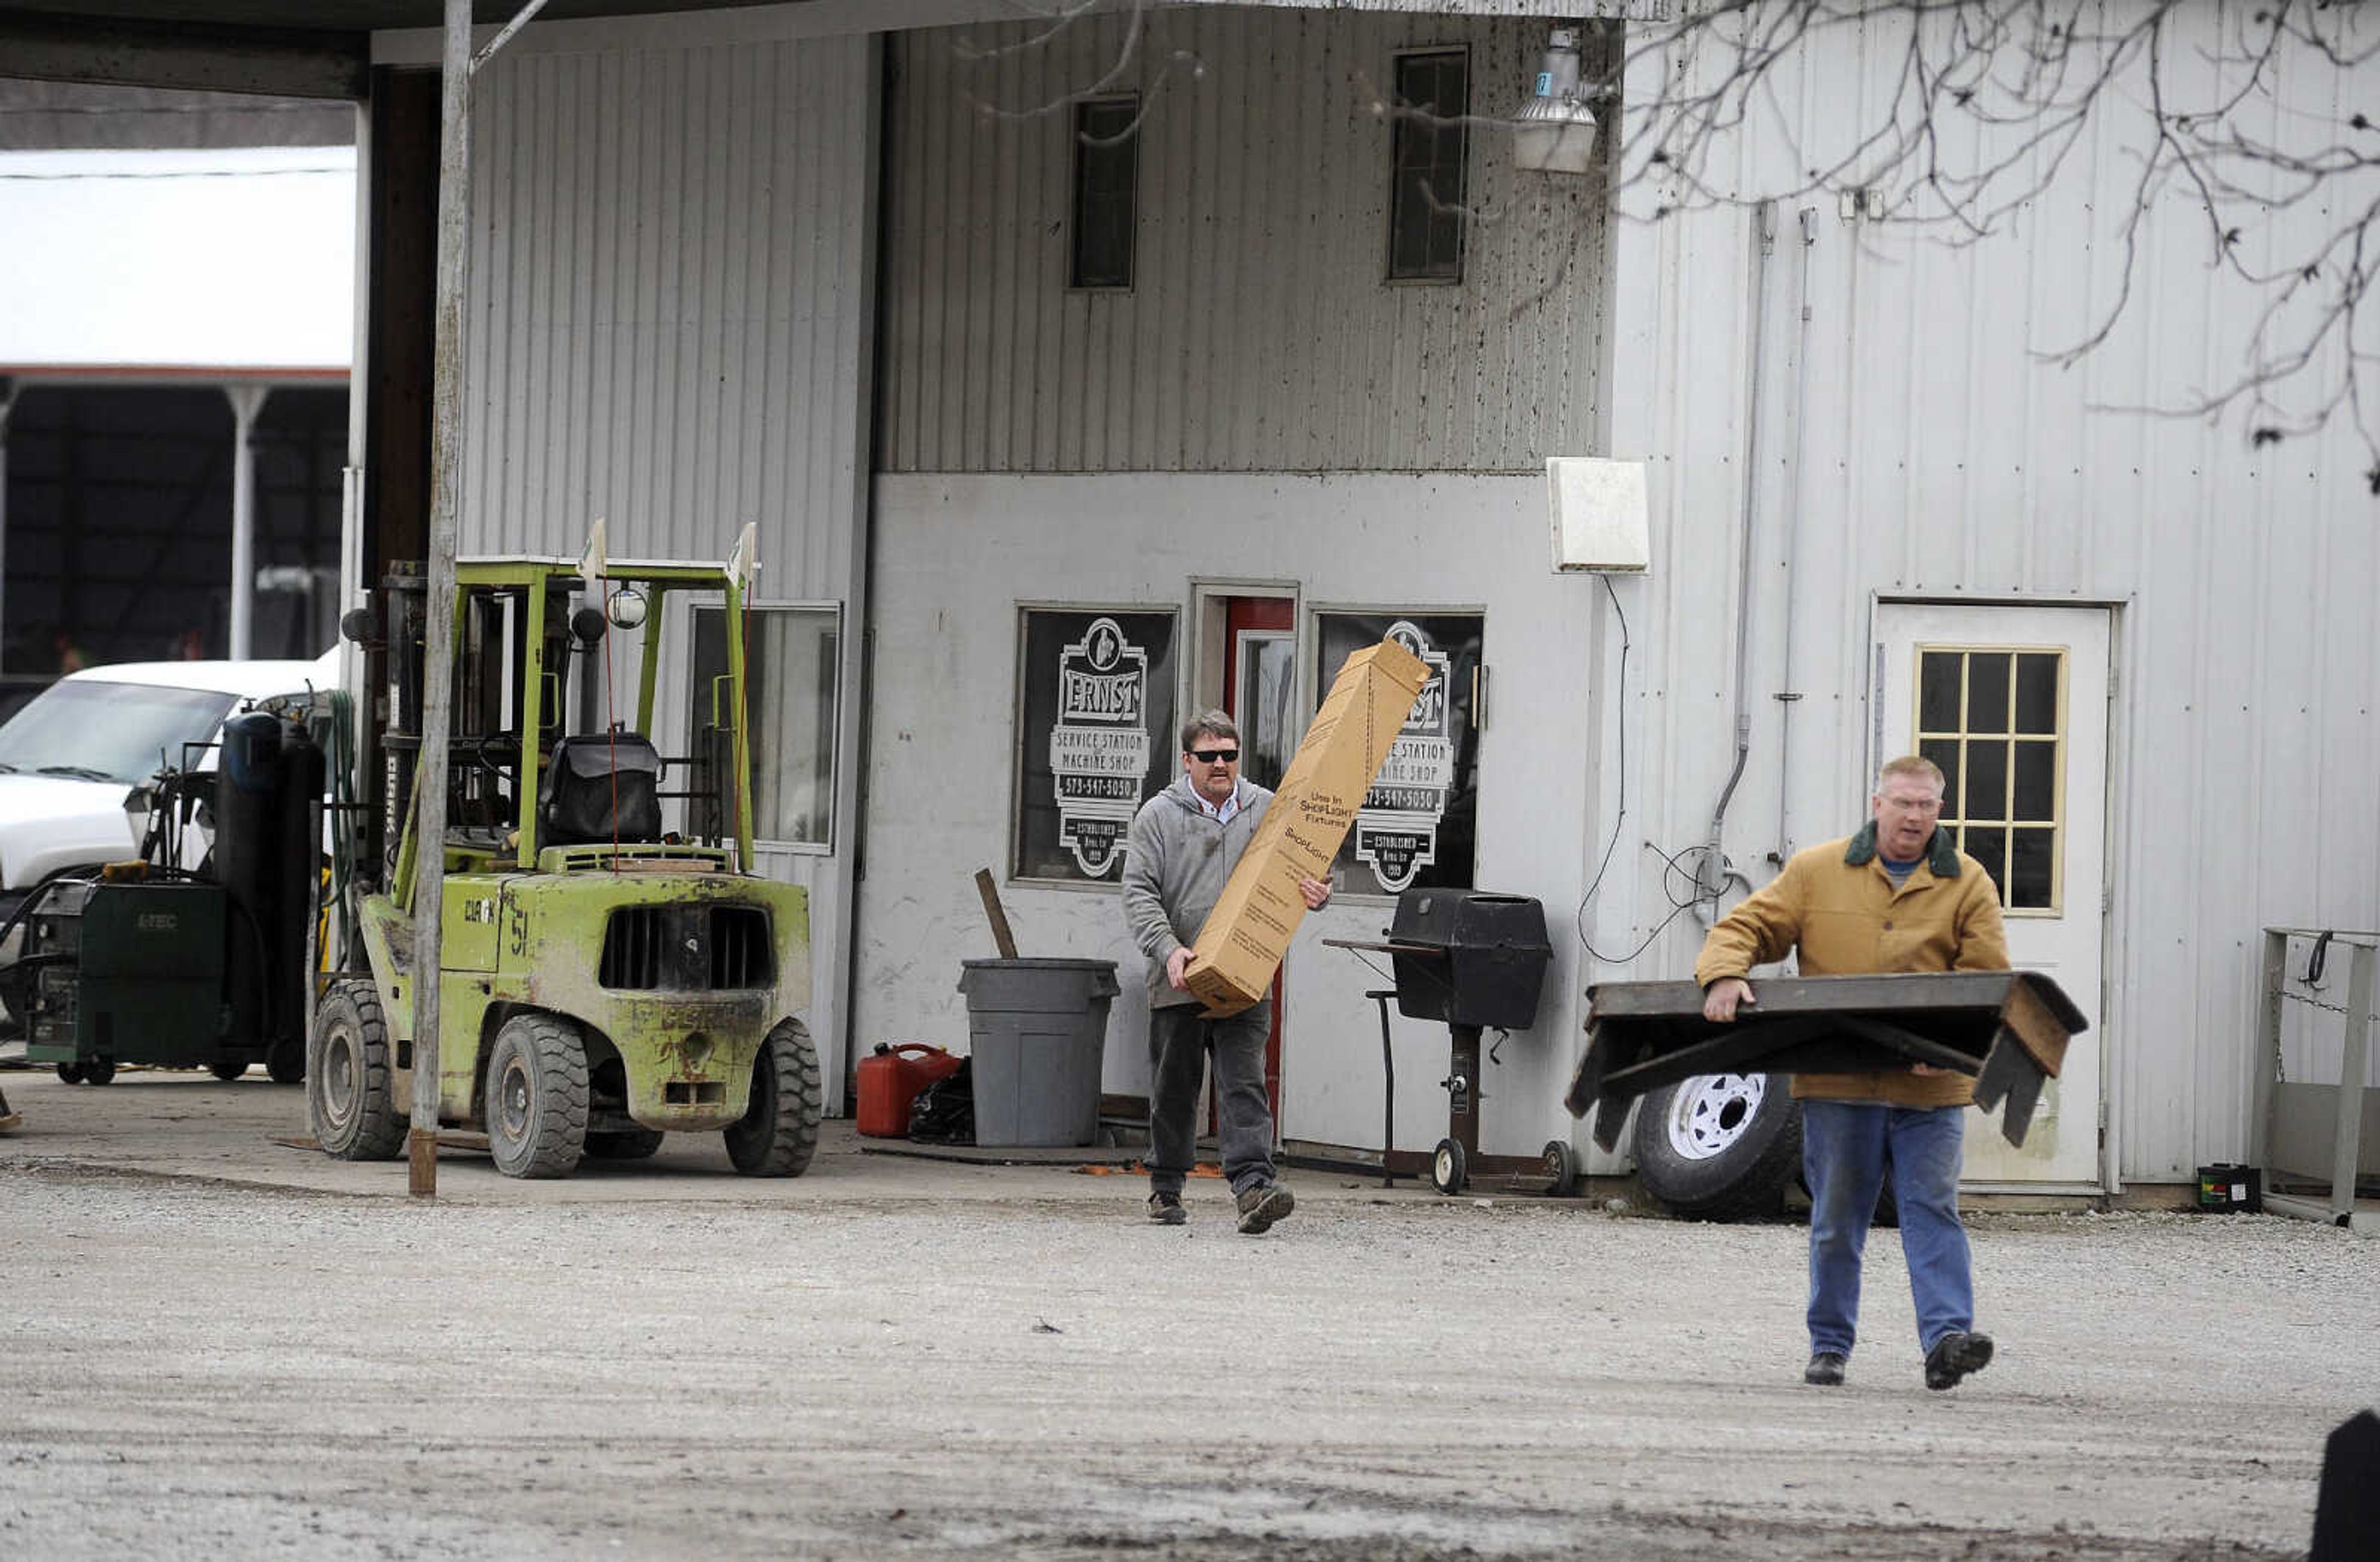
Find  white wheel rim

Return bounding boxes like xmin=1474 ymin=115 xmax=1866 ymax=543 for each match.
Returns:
xmin=1663 ymin=1073 xmax=1768 ymax=1162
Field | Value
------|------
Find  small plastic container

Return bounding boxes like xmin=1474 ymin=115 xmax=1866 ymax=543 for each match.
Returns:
xmin=856 ymin=1043 xmax=963 ymax=1139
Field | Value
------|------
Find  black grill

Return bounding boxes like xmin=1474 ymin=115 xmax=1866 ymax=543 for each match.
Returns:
xmin=1388 ymin=890 xmax=1553 ymax=1031
xmin=708 ymin=906 xmax=774 ymax=989
xmin=597 ymin=905 xmax=774 ymax=992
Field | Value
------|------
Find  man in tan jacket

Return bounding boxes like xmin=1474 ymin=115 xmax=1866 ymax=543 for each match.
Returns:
xmin=1695 ymin=754 xmax=2008 ymax=1392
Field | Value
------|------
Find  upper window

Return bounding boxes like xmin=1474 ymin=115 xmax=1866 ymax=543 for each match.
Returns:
xmin=1315 ymin=611 xmax=1482 ymax=896
xmin=1070 ymin=96 xmax=1140 ymax=290
xmin=690 ymin=604 xmax=840 ymax=849
xmin=1915 ymin=645 xmax=2066 ymax=912
xmin=1387 ymin=50 xmax=1469 ymax=283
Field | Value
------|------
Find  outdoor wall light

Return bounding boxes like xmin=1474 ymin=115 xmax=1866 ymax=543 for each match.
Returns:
xmin=1512 ymin=26 xmax=1598 ymax=176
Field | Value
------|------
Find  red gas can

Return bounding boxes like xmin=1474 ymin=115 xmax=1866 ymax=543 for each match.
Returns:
xmin=857 ymin=1043 xmax=963 ymax=1138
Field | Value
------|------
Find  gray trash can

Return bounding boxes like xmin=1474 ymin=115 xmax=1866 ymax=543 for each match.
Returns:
xmin=956 ymin=957 xmax=1120 ymax=1147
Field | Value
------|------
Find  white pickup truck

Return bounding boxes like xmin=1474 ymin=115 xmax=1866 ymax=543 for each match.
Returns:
xmin=0 ymin=653 xmax=335 ymax=930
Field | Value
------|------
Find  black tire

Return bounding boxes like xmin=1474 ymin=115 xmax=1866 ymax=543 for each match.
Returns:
xmin=265 ymin=1035 xmax=306 ymax=1085
xmin=82 ymin=1056 xmax=117 ymax=1087
xmin=725 ymin=1018 xmax=821 ymax=1177
xmin=584 ymin=1127 xmax=665 ymax=1160
xmin=208 ymin=1059 xmax=247 ymax=1082
xmin=55 ymin=1061 xmax=84 ymax=1085
xmin=307 ymin=978 xmax=403 ymax=1162
xmin=1430 ymin=1137 xmax=1468 ymax=1196
xmin=1541 ymin=1137 xmax=1580 ymax=1198
xmin=1632 ymin=1072 xmax=1802 ymax=1221
xmin=485 ymin=1013 xmax=589 ymax=1179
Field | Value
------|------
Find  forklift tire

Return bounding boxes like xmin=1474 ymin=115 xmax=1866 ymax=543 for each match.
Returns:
xmin=584 ymin=1127 xmax=665 ymax=1160
xmin=1631 ymin=1072 xmax=1801 ymax=1222
xmin=265 ymin=1036 xmax=306 ymax=1086
xmin=82 ymin=1056 xmax=117 ymax=1087
xmin=725 ymin=1018 xmax=821 ymax=1177
xmin=309 ymin=979 xmax=403 ymax=1161
xmin=208 ymin=1060 xmax=247 ymax=1082
xmin=486 ymin=1013 xmax=590 ymax=1179
xmin=55 ymin=1061 xmax=84 ymax=1085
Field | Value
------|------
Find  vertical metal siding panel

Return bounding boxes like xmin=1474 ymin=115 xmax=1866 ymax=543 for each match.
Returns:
xmin=876 ymin=12 xmax=1604 ymax=475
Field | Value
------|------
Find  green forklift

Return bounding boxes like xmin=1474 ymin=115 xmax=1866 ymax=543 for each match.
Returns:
xmin=311 ymin=532 xmax=820 ymax=1179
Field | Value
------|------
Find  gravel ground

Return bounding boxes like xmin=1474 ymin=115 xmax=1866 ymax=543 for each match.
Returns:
xmin=0 ymin=1072 xmax=2371 ymax=1561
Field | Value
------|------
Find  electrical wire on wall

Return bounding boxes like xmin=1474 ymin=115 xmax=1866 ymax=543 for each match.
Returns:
xmin=1571 ymin=573 xmax=1743 ymax=968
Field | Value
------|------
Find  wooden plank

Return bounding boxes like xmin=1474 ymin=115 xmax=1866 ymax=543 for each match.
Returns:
xmin=972 ymin=868 xmax=1020 ymax=961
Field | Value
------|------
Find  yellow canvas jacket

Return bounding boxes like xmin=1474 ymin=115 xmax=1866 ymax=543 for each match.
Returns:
xmin=1693 ymin=824 xmax=2011 ymax=1107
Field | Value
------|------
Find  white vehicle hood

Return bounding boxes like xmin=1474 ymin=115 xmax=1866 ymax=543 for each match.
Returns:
xmin=0 ymin=772 xmax=139 ymax=891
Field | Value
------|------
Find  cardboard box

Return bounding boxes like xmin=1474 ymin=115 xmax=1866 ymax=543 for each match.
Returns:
xmin=1183 ymin=637 xmax=1432 ymax=1015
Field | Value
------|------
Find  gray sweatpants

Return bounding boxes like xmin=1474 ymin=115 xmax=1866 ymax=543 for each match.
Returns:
xmin=1146 ymin=1002 xmax=1276 ymax=1196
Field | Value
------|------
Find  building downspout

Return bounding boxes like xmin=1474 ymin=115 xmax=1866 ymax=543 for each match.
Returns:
xmin=1773 ymin=206 xmax=1817 ymax=864
xmin=1699 ymin=201 xmax=1776 ymax=914
xmin=0 ymin=379 xmax=13 ymax=669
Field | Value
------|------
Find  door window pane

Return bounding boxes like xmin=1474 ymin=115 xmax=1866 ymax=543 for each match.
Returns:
xmin=1912 ymin=642 xmax=2068 ymax=914
xmin=1315 ymin=611 xmax=1481 ymax=896
xmin=1013 ymin=608 xmax=1179 ymax=883
xmin=2014 ymin=653 xmax=2060 ymax=734
xmin=1235 ymin=632 xmax=1296 ymax=792
xmin=691 ymin=605 xmax=839 ymax=847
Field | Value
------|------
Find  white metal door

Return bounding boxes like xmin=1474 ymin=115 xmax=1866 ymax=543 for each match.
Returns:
xmin=1872 ymin=602 xmax=2110 ymax=1189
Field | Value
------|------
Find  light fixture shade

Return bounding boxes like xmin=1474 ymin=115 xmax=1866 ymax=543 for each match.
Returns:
xmin=1512 ymin=26 xmax=1597 ymax=176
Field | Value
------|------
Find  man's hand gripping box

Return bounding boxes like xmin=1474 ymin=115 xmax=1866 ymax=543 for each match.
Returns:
xmin=1182 ymin=637 xmax=1430 ymax=1015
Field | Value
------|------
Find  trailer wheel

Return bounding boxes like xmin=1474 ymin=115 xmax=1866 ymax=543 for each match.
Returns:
xmin=1632 ymin=1072 xmax=1801 ymax=1221
xmin=208 ymin=1059 xmax=247 ymax=1082
xmin=1430 ymin=1137 xmax=1468 ymax=1196
xmin=82 ymin=1056 xmax=117 ymax=1086
xmin=265 ymin=1036 xmax=306 ymax=1085
xmin=55 ymin=1061 xmax=84 ymax=1085
xmin=584 ymin=1127 xmax=665 ymax=1160
xmin=725 ymin=1018 xmax=821 ymax=1177
xmin=1541 ymin=1137 xmax=1580 ymax=1198
xmin=486 ymin=1013 xmax=589 ymax=1179
xmin=309 ymin=979 xmax=403 ymax=1160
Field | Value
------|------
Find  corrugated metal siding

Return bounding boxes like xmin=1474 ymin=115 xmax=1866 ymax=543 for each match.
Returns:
xmin=880 ymin=10 xmax=1610 ymax=474
xmin=462 ymin=34 xmax=873 ymax=594
xmin=1602 ymin=1 xmax=2380 ymax=1185
xmin=453 ymin=32 xmax=877 ymax=1105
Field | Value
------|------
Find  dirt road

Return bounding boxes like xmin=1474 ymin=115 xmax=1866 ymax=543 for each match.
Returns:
xmin=0 ymin=1069 xmax=2368 ymax=1561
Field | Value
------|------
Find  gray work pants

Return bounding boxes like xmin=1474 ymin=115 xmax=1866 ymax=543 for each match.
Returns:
xmin=1145 ymin=1001 xmax=1276 ymax=1196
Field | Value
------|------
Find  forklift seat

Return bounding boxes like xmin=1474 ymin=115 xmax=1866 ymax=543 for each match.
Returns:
xmin=540 ymin=733 xmax=664 ymax=846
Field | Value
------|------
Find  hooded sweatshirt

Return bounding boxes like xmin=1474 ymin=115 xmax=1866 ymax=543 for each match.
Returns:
xmin=1120 ymin=775 xmax=1276 ymax=1010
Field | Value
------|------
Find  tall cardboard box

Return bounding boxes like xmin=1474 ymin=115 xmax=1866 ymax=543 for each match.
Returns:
xmin=1183 ymin=637 xmax=1432 ymax=1015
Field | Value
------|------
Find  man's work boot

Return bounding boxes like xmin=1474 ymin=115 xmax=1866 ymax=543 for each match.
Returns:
xmin=1146 ymin=1191 xmax=1187 ymax=1226
xmin=1804 ymin=1352 xmax=1847 ymax=1387
xmin=1234 ymin=1182 xmax=1295 ymax=1235
xmin=1924 ymin=1331 xmax=1994 ymax=1391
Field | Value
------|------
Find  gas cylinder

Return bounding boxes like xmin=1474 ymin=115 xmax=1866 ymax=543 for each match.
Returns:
xmin=857 ymin=1043 xmax=962 ymax=1137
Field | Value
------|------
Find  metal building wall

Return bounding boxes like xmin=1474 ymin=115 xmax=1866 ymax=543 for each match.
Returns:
xmin=1597 ymin=2 xmax=2380 ymax=1186
xmin=879 ymin=9 xmax=1610 ymax=474
xmin=453 ymin=28 xmax=879 ymax=1100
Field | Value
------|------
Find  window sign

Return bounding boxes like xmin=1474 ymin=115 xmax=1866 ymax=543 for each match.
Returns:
xmin=1015 ymin=608 xmax=1179 ymax=883
xmin=1315 ymin=611 xmax=1481 ymax=896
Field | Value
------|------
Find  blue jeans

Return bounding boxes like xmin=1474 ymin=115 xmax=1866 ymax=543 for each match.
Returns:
xmin=1801 ymin=1100 xmax=1973 ymax=1357
xmin=1146 ymin=1002 xmax=1277 ymax=1196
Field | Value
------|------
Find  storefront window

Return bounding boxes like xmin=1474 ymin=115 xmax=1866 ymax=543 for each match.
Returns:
xmin=690 ymin=604 xmax=839 ymax=847
xmin=1013 ymin=607 xmax=1179 ymax=883
xmin=1314 ymin=611 xmax=1481 ymax=896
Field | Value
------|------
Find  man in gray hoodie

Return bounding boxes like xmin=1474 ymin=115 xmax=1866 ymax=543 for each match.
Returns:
xmin=1122 ymin=710 xmax=1330 ymax=1234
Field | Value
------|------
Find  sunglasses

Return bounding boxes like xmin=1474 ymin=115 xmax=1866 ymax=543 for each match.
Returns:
xmin=1188 ymin=748 xmax=1240 ymax=764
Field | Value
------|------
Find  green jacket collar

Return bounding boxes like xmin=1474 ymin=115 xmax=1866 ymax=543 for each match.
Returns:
xmin=1843 ymin=820 xmax=1960 ymax=877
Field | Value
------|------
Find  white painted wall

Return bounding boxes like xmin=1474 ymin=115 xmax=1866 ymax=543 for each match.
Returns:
xmin=860 ymin=471 xmax=1610 ymax=1162
xmin=1599 ymin=2 xmax=2380 ymax=1185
